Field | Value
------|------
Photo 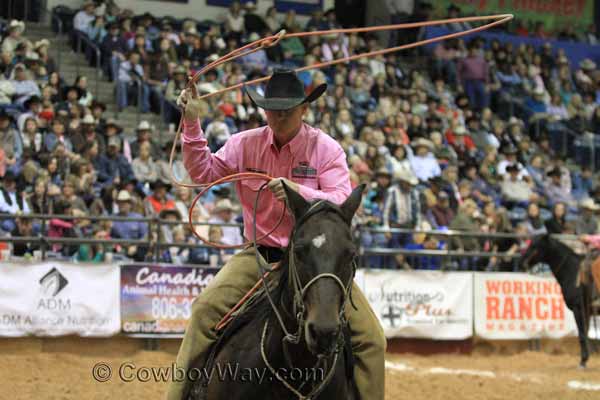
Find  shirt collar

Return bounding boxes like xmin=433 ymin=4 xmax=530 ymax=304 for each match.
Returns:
xmin=267 ymin=123 xmax=307 ymax=156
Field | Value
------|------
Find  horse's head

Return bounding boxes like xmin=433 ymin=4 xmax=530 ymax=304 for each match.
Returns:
xmin=520 ymin=234 xmax=549 ymax=271
xmin=283 ymin=182 xmax=364 ymax=357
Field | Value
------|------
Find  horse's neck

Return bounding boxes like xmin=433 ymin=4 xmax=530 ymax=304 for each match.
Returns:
xmin=265 ymin=280 xmax=319 ymax=371
xmin=546 ymin=242 xmax=578 ymax=275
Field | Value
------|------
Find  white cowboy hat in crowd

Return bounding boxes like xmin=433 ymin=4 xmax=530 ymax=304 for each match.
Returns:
xmin=411 ymin=137 xmax=434 ymax=151
xmin=136 ymin=120 xmax=152 ymax=131
xmin=81 ymin=114 xmax=96 ymax=124
xmin=394 ymin=169 xmax=418 ymax=185
xmin=34 ymin=39 xmax=50 ymax=50
xmin=214 ymin=199 xmax=239 ymax=213
xmin=454 ymin=125 xmax=468 ymax=135
xmin=580 ymin=198 xmax=600 ymax=211
xmin=116 ymin=190 xmax=132 ymax=202
xmin=580 ymin=58 xmax=597 ymax=71
xmin=8 ymin=20 xmax=25 ymax=34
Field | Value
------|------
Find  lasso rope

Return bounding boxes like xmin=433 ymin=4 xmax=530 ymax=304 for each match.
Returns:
xmin=168 ymin=13 xmax=514 ymax=249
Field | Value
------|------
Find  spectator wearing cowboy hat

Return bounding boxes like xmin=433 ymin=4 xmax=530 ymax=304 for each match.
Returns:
xmin=426 ymin=190 xmax=455 ymax=229
xmin=72 ymin=114 xmax=105 ymax=154
xmin=497 ymin=144 xmax=529 ymax=180
xmin=111 ymin=189 xmax=148 ymax=259
xmin=104 ymin=135 xmax=135 ymax=186
xmin=1 ymin=20 xmax=26 ymax=56
xmin=576 ymin=198 xmax=599 ymax=235
xmin=501 ymin=163 xmax=537 ymax=207
xmin=408 ymin=137 xmax=441 ymax=182
xmin=172 ymin=69 xmax=386 ymax=400
xmin=100 ymin=22 xmax=128 ymax=80
xmin=103 ymin=118 xmax=131 ymax=161
xmin=0 ymin=170 xmax=30 ymax=233
xmin=130 ymin=120 xmax=161 ymax=160
xmin=208 ymin=198 xmax=243 ymax=246
xmin=10 ymin=63 xmax=41 ymax=106
xmin=144 ymin=180 xmax=175 ymax=217
xmin=73 ymin=1 xmax=96 ymax=35
xmin=545 ymin=166 xmax=575 ymax=207
xmin=445 ymin=124 xmax=477 ymax=165
xmin=382 ymin=168 xmax=421 ymax=246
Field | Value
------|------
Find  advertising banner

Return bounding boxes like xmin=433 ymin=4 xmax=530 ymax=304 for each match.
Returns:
xmin=0 ymin=262 xmax=120 ymax=337
xmin=120 ymin=264 xmax=218 ymax=334
xmin=362 ymin=270 xmax=473 ymax=339
xmin=474 ymin=273 xmax=578 ymax=339
xmin=433 ymin=0 xmax=593 ymax=31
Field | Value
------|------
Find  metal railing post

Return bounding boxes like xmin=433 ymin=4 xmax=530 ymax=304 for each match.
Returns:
xmin=95 ymin=47 xmax=101 ymax=98
xmin=40 ymin=217 xmax=47 ymax=260
xmin=159 ymin=95 xmax=165 ymax=146
xmin=136 ymin=77 xmax=143 ymax=124
xmin=76 ymin=33 xmax=81 ymax=77
xmin=154 ymin=217 xmax=161 ymax=262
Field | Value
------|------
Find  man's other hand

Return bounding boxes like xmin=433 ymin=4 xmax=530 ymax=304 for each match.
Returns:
xmin=268 ymin=178 xmax=299 ymax=201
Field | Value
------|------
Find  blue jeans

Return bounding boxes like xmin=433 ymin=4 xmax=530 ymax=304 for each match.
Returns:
xmin=116 ymin=80 xmax=150 ymax=112
xmin=464 ymin=79 xmax=489 ymax=110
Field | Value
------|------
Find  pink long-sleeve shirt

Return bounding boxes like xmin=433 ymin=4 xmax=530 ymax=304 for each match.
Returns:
xmin=182 ymin=119 xmax=351 ymax=247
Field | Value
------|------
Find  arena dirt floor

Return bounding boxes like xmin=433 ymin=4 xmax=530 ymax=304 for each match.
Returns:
xmin=1 ymin=337 xmax=599 ymax=400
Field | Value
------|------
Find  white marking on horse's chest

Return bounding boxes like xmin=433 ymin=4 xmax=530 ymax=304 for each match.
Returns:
xmin=312 ymin=234 xmax=327 ymax=248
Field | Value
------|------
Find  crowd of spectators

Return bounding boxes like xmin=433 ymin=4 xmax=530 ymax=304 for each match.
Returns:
xmin=1 ymin=1 xmax=600 ymax=270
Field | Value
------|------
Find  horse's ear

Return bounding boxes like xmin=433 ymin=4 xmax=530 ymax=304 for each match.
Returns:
xmin=283 ymin=181 xmax=310 ymax=219
xmin=340 ymin=184 xmax=365 ymax=225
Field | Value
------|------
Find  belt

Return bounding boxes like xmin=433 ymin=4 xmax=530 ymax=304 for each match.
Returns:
xmin=257 ymin=245 xmax=284 ymax=264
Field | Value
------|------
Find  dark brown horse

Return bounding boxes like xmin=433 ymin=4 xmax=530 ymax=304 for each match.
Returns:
xmin=521 ymin=235 xmax=594 ymax=368
xmin=185 ymin=183 xmax=364 ymax=399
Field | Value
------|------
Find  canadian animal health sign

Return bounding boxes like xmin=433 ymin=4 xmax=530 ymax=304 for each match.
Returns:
xmin=474 ymin=273 xmax=578 ymax=339
xmin=361 ymin=270 xmax=473 ymax=339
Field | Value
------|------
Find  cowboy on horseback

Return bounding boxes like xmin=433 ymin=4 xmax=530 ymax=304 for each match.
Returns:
xmin=166 ymin=69 xmax=386 ymax=400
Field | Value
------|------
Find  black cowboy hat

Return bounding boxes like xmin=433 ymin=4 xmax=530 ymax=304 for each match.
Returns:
xmin=62 ymin=85 xmax=84 ymax=100
xmin=245 ymin=69 xmax=327 ymax=111
xmin=150 ymin=180 xmax=172 ymax=191
xmin=506 ymin=163 xmax=521 ymax=173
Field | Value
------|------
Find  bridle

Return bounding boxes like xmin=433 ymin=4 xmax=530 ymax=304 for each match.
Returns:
xmin=253 ymin=183 xmax=357 ymax=399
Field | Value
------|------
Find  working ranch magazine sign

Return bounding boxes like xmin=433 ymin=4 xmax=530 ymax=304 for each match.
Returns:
xmin=474 ymin=273 xmax=578 ymax=339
